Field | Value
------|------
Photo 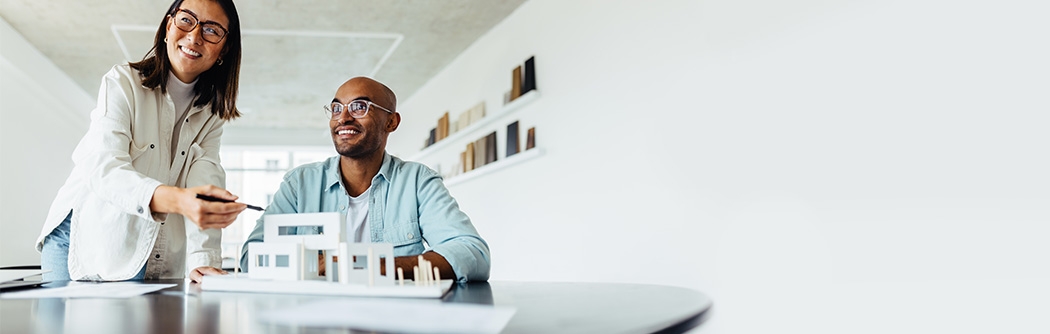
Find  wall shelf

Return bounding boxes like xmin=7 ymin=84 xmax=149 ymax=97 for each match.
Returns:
xmin=410 ymin=90 xmax=541 ymax=162
xmin=443 ymin=148 xmax=544 ymax=187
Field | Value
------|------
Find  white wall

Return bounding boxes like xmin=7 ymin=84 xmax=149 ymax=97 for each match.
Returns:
xmin=0 ymin=17 xmax=93 ymax=266
xmin=390 ymin=0 xmax=1050 ymax=333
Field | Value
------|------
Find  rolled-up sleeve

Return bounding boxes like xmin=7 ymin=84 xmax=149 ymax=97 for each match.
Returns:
xmin=416 ymin=168 xmax=490 ymax=282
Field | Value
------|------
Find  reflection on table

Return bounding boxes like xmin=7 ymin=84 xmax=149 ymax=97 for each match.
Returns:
xmin=1 ymin=279 xmax=712 ymax=334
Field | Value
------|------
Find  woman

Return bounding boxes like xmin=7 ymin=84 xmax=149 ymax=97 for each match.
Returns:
xmin=37 ymin=0 xmax=247 ymax=283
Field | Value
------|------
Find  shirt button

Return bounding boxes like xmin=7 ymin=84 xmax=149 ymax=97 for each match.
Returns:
xmin=137 ymin=206 xmax=144 ymax=214
xmin=155 ymin=254 xmax=161 ymax=259
xmin=185 ymin=119 xmax=189 ymax=123
xmin=339 ymin=206 xmax=345 ymax=210
xmin=181 ymin=151 xmax=185 ymax=156
xmin=407 ymin=233 xmax=413 ymax=238
xmin=149 ymin=144 xmax=155 ymax=149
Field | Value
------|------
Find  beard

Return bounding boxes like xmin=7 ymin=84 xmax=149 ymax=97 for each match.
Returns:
xmin=334 ymin=131 xmax=382 ymax=159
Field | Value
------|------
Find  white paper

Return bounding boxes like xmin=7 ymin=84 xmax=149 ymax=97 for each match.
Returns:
xmin=0 ymin=269 xmax=48 ymax=282
xmin=0 ymin=282 xmax=175 ymax=299
xmin=258 ymin=299 xmax=516 ymax=334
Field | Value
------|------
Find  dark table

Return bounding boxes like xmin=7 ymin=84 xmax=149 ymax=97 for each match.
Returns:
xmin=0 ymin=280 xmax=711 ymax=333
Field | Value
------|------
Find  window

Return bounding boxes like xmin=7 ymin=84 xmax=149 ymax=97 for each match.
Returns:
xmin=256 ymin=254 xmax=269 ymax=267
xmin=220 ymin=146 xmax=333 ymax=268
xmin=275 ymin=255 xmax=289 ymax=267
xmin=352 ymin=255 xmax=368 ymax=270
xmin=277 ymin=226 xmax=325 ymax=235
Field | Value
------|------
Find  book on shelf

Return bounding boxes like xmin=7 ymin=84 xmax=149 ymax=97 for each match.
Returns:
xmin=436 ymin=111 xmax=450 ymax=141
xmin=523 ymin=56 xmax=536 ymax=94
xmin=526 ymin=127 xmax=535 ymax=150
xmin=484 ymin=131 xmax=498 ymax=165
xmin=457 ymin=109 xmax=471 ymax=132
xmin=443 ymin=111 xmax=450 ymax=139
xmin=427 ymin=128 xmax=436 ymax=147
xmin=465 ymin=143 xmax=475 ymax=172
xmin=474 ymin=137 xmax=485 ymax=169
xmin=506 ymin=121 xmax=520 ymax=157
xmin=511 ymin=65 xmax=522 ymax=101
xmin=460 ymin=151 xmax=467 ymax=173
xmin=468 ymin=101 xmax=485 ymax=126
xmin=434 ymin=117 xmax=442 ymax=142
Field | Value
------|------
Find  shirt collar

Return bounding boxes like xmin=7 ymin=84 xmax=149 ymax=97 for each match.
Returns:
xmin=324 ymin=152 xmax=393 ymax=192
xmin=376 ymin=152 xmax=393 ymax=183
xmin=324 ymin=156 xmax=342 ymax=192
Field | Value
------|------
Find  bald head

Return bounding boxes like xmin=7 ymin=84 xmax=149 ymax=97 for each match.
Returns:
xmin=337 ymin=77 xmax=397 ymax=112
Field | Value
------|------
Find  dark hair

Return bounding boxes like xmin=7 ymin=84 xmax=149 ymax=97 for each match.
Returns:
xmin=129 ymin=0 xmax=242 ymax=120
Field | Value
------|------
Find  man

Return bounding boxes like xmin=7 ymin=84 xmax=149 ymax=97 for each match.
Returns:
xmin=240 ymin=77 xmax=490 ymax=282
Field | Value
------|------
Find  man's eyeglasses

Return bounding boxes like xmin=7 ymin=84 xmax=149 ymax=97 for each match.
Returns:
xmin=324 ymin=100 xmax=394 ymax=119
xmin=170 ymin=9 xmax=228 ymax=44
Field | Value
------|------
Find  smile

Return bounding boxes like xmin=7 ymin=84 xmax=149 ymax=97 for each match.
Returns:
xmin=337 ymin=129 xmax=359 ymax=135
xmin=180 ymin=46 xmax=201 ymax=57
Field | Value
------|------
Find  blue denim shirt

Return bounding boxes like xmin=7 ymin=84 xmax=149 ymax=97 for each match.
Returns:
xmin=240 ymin=153 xmax=490 ymax=282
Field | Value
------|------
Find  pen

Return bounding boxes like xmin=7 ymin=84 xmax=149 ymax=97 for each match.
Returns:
xmin=196 ymin=194 xmax=264 ymax=211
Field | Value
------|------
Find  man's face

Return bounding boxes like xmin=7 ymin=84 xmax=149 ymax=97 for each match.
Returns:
xmin=329 ymin=79 xmax=397 ymax=159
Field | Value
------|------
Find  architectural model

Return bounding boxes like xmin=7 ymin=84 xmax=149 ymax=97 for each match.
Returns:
xmin=201 ymin=212 xmax=453 ymax=298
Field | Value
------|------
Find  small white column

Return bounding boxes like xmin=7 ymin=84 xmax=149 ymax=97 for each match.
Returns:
xmin=337 ymin=242 xmax=349 ymax=284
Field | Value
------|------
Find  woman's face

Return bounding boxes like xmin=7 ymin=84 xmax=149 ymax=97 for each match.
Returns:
xmin=165 ymin=0 xmax=229 ymax=83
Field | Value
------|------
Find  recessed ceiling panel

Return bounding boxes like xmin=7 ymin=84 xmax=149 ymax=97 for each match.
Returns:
xmin=0 ymin=0 xmax=528 ymax=132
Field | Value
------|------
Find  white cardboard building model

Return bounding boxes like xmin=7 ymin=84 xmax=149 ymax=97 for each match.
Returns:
xmin=202 ymin=212 xmax=453 ymax=298
xmin=248 ymin=212 xmax=340 ymax=281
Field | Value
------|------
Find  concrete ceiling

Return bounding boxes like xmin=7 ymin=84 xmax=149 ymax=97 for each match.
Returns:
xmin=0 ymin=0 xmax=525 ymax=131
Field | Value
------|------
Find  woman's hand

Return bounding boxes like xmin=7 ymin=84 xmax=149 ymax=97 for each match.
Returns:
xmin=151 ymin=185 xmax=247 ymax=229
xmin=180 ymin=185 xmax=247 ymax=229
xmin=189 ymin=266 xmax=227 ymax=283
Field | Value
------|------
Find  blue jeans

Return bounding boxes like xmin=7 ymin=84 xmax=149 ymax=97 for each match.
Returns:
xmin=40 ymin=211 xmax=146 ymax=281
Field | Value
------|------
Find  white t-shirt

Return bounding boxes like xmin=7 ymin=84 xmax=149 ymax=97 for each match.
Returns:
xmin=347 ymin=185 xmax=372 ymax=243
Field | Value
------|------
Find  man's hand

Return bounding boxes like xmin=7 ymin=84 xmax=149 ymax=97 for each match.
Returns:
xmin=189 ymin=266 xmax=227 ymax=283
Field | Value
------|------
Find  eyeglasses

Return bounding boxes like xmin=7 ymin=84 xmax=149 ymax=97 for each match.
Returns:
xmin=324 ymin=100 xmax=393 ymax=119
xmin=169 ymin=9 xmax=228 ymax=44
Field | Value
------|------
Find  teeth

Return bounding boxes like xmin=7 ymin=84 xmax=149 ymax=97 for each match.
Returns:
xmin=337 ymin=130 xmax=359 ymax=135
xmin=180 ymin=46 xmax=201 ymax=57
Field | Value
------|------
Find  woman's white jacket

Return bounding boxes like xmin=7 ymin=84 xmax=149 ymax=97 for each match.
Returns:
xmin=36 ymin=64 xmax=226 ymax=280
